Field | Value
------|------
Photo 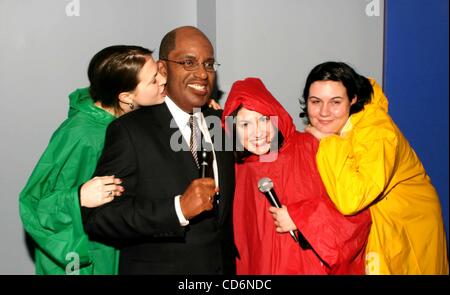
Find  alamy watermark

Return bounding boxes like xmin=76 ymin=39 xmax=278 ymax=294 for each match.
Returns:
xmin=169 ymin=109 xmax=280 ymax=163
xmin=365 ymin=251 xmax=381 ymax=275
xmin=365 ymin=0 xmax=380 ymax=17
xmin=65 ymin=251 xmax=80 ymax=274
xmin=65 ymin=0 xmax=80 ymax=17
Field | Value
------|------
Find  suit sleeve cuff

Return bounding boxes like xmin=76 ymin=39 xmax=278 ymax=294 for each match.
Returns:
xmin=174 ymin=195 xmax=189 ymax=226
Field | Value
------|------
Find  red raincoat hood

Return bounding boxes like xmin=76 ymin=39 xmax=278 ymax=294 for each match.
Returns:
xmin=222 ymin=77 xmax=295 ymax=146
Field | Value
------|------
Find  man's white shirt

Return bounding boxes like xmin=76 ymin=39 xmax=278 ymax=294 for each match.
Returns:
xmin=165 ymin=96 xmax=219 ymax=226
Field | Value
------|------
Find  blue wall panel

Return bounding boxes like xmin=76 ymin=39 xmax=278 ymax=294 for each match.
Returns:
xmin=384 ymin=0 xmax=449 ymax=240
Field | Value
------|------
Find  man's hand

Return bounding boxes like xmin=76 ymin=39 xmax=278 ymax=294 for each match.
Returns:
xmin=180 ymin=178 xmax=218 ymax=220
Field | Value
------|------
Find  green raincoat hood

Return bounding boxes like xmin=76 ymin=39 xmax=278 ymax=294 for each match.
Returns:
xmin=68 ymin=87 xmax=115 ymax=124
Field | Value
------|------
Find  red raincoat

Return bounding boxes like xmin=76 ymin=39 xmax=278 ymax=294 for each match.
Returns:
xmin=222 ymin=78 xmax=372 ymax=274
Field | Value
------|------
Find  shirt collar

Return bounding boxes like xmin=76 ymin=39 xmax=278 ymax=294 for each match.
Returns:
xmin=165 ymin=96 xmax=203 ymax=129
xmin=164 ymin=96 xmax=218 ymax=186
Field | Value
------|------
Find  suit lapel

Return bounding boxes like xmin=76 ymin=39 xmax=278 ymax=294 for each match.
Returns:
xmin=202 ymin=108 xmax=230 ymax=223
xmin=154 ymin=105 xmax=230 ymax=223
xmin=154 ymin=104 xmax=199 ymax=182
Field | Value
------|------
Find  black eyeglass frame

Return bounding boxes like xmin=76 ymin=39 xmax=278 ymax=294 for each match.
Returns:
xmin=160 ymin=58 xmax=220 ymax=72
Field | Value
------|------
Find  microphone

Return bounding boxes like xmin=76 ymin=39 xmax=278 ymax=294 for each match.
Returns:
xmin=199 ymin=142 xmax=219 ymax=200
xmin=199 ymin=142 xmax=213 ymax=179
xmin=258 ymin=177 xmax=298 ymax=243
xmin=200 ymin=148 xmax=208 ymax=178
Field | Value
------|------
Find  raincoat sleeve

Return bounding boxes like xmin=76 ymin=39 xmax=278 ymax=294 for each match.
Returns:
xmin=278 ymin=134 xmax=372 ymax=270
xmin=19 ymin=132 xmax=98 ymax=268
xmin=316 ymin=115 xmax=398 ymax=215
xmin=286 ymin=135 xmax=371 ymax=270
xmin=288 ymin=195 xmax=371 ymax=270
xmin=82 ymin=119 xmax=185 ymax=241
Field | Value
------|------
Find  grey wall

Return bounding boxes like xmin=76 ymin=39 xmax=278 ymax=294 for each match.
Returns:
xmin=0 ymin=0 xmax=197 ymax=275
xmin=216 ymin=0 xmax=384 ymax=128
xmin=0 ymin=0 xmax=384 ymax=274
xmin=197 ymin=0 xmax=216 ymax=51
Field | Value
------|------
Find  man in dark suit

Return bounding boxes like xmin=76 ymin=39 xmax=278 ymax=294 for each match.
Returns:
xmin=82 ymin=26 xmax=236 ymax=274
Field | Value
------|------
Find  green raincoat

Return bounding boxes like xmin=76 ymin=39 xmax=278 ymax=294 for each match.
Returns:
xmin=19 ymin=88 xmax=119 ymax=274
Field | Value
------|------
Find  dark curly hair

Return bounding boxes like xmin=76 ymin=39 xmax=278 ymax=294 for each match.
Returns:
xmin=299 ymin=61 xmax=373 ymax=123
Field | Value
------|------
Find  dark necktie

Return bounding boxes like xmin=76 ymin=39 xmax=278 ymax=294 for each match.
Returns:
xmin=189 ymin=115 xmax=200 ymax=169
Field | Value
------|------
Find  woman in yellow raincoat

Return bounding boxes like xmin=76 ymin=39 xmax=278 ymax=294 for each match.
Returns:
xmin=301 ymin=61 xmax=448 ymax=274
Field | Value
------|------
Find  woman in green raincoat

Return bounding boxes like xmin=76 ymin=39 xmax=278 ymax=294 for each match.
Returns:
xmin=19 ymin=45 xmax=167 ymax=274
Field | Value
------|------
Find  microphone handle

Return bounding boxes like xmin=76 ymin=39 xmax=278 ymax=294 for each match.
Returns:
xmin=265 ymin=190 xmax=281 ymax=208
xmin=200 ymin=149 xmax=208 ymax=178
xmin=200 ymin=163 xmax=207 ymax=178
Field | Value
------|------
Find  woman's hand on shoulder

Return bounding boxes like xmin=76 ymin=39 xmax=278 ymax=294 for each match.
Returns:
xmin=208 ymin=99 xmax=222 ymax=110
xmin=80 ymin=176 xmax=124 ymax=208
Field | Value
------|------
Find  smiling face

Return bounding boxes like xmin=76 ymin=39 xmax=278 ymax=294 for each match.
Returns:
xmin=160 ymin=27 xmax=216 ymax=113
xmin=130 ymin=57 xmax=166 ymax=107
xmin=307 ymin=80 xmax=356 ymax=134
xmin=236 ymin=108 xmax=276 ymax=155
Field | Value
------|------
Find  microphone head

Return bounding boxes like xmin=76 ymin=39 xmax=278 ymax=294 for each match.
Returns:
xmin=258 ymin=177 xmax=273 ymax=193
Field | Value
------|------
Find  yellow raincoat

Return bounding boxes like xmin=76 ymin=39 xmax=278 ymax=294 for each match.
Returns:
xmin=315 ymin=79 xmax=448 ymax=274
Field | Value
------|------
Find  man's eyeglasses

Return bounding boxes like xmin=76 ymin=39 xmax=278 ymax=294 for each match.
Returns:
xmin=161 ymin=58 xmax=220 ymax=72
